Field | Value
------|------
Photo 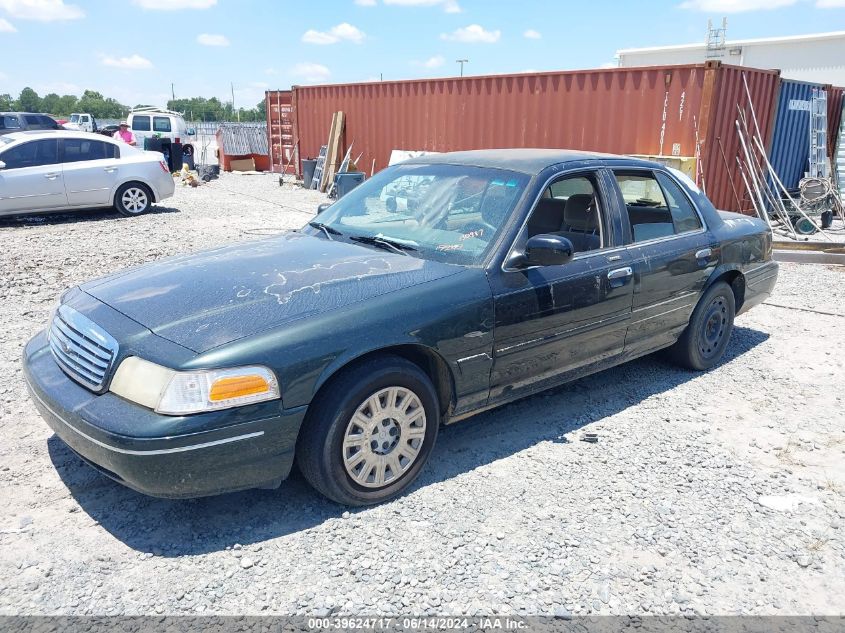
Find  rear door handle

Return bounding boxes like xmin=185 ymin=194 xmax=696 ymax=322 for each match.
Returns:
xmin=695 ymin=248 xmax=712 ymax=259
xmin=607 ymin=267 xmax=633 ymax=280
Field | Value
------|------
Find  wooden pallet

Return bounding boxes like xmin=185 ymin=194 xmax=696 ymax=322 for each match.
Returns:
xmin=319 ymin=111 xmax=345 ymax=192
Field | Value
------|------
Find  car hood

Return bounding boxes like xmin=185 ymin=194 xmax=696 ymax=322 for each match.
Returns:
xmin=81 ymin=232 xmax=462 ymax=353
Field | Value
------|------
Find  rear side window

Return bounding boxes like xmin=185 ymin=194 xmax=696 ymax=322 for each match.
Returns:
xmin=0 ymin=115 xmax=21 ymax=130
xmin=615 ymin=171 xmax=703 ymax=243
xmin=132 ymin=115 xmax=151 ymax=131
xmin=63 ymin=138 xmax=118 ymax=162
xmin=153 ymin=116 xmax=172 ymax=132
xmin=655 ymin=172 xmax=702 ymax=233
xmin=24 ymin=115 xmax=40 ymax=125
xmin=0 ymin=139 xmax=59 ymax=169
xmin=39 ymin=115 xmax=59 ymax=128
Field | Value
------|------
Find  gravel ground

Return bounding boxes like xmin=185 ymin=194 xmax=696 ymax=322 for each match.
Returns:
xmin=0 ymin=173 xmax=843 ymax=617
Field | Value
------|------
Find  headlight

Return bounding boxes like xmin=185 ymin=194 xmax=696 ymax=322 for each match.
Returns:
xmin=109 ymin=357 xmax=280 ymax=415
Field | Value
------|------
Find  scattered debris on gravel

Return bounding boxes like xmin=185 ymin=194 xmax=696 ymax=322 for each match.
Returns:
xmin=0 ymin=173 xmax=843 ymax=616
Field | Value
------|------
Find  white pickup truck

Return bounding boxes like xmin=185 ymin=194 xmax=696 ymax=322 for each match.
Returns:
xmin=64 ymin=113 xmax=98 ymax=133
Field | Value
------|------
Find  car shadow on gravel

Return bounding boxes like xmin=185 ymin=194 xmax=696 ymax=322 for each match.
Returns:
xmin=0 ymin=205 xmax=179 ymax=227
xmin=48 ymin=325 xmax=769 ymax=556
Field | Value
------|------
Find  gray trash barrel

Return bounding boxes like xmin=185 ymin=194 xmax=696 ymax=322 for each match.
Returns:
xmin=301 ymin=159 xmax=318 ymax=189
xmin=335 ymin=172 xmax=366 ymax=198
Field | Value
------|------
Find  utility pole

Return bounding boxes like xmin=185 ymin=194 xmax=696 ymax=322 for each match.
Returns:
xmin=171 ymin=83 xmax=175 ymax=101
xmin=456 ymin=59 xmax=468 ymax=77
xmin=231 ymin=82 xmax=239 ymax=122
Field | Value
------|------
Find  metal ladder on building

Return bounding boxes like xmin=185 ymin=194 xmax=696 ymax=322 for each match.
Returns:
xmin=809 ymin=88 xmax=828 ymax=179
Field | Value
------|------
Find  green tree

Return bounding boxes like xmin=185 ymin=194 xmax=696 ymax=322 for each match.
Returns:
xmin=16 ymin=87 xmax=42 ymax=112
xmin=0 ymin=93 xmax=13 ymax=110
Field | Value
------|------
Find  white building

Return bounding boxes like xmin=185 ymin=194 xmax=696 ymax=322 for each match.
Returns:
xmin=616 ymin=31 xmax=845 ymax=86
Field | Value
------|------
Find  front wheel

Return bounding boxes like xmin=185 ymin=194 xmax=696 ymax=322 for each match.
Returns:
xmin=296 ymin=356 xmax=439 ymax=506
xmin=669 ymin=281 xmax=736 ymax=371
xmin=114 ymin=183 xmax=152 ymax=216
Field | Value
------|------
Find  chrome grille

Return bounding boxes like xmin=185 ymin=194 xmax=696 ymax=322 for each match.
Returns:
xmin=48 ymin=305 xmax=119 ymax=392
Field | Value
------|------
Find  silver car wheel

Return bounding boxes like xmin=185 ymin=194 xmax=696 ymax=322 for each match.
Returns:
xmin=121 ymin=187 xmax=148 ymax=213
xmin=342 ymin=386 xmax=427 ymax=489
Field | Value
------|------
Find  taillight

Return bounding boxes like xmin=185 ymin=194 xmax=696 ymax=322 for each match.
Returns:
xmin=175 ymin=137 xmax=180 ymax=144
xmin=159 ymin=160 xmax=169 ymax=173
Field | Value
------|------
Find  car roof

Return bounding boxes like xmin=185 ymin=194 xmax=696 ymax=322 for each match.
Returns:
xmin=0 ymin=130 xmax=120 ymax=143
xmin=402 ymin=148 xmax=662 ymax=174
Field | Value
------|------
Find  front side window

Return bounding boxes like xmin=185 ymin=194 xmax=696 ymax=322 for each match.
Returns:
xmin=0 ymin=139 xmax=59 ymax=169
xmin=63 ymin=138 xmax=117 ymax=162
xmin=24 ymin=115 xmax=40 ymax=125
xmin=153 ymin=116 xmax=172 ymax=132
xmin=132 ymin=115 xmax=151 ymax=131
xmin=311 ymin=163 xmax=530 ymax=266
xmin=524 ymin=174 xmax=604 ymax=254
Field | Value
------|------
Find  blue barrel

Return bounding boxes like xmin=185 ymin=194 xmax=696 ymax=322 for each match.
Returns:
xmin=335 ymin=172 xmax=366 ymax=198
xmin=769 ymin=80 xmax=821 ymax=191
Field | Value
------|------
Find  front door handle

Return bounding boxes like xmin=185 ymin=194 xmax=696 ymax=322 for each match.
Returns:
xmin=103 ymin=167 xmax=117 ymax=173
xmin=607 ymin=267 xmax=633 ymax=280
xmin=695 ymin=248 xmax=712 ymax=260
xmin=44 ymin=172 xmax=60 ymax=179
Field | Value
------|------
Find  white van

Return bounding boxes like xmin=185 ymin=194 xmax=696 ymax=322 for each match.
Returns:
xmin=127 ymin=107 xmax=196 ymax=157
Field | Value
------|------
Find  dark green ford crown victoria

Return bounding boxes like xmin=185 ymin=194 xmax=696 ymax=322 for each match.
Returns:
xmin=24 ymin=149 xmax=778 ymax=505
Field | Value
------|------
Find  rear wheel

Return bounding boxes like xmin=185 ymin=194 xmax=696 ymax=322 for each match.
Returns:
xmin=114 ymin=182 xmax=152 ymax=216
xmin=669 ymin=281 xmax=735 ymax=371
xmin=296 ymin=355 xmax=439 ymax=506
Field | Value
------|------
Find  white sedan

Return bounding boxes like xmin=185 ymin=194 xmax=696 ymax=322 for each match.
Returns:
xmin=0 ymin=130 xmax=176 ymax=217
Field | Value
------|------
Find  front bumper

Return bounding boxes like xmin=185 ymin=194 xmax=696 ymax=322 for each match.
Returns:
xmin=24 ymin=331 xmax=306 ymax=498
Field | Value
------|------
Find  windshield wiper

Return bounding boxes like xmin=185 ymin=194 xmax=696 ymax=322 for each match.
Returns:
xmin=308 ymin=221 xmax=342 ymax=240
xmin=349 ymin=235 xmax=417 ymax=256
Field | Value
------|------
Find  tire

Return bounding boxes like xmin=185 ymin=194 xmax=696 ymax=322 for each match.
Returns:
xmin=114 ymin=182 xmax=152 ymax=216
xmin=669 ymin=281 xmax=736 ymax=371
xmin=296 ymin=355 xmax=440 ymax=506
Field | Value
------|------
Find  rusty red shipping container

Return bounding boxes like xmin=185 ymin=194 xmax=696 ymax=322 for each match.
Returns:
xmin=826 ymin=85 xmax=845 ymax=159
xmin=275 ymin=61 xmax=780 ymax=212
xmin=266 ymin=90 xmax=297 ymax=173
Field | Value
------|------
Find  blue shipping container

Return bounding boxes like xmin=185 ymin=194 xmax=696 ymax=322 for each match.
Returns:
xmin=769 ymin=79 xmax=823 ymax=191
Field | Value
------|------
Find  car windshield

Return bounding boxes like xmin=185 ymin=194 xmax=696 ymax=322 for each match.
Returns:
xmin=70 ymin=114 xmax=79 ymax=123
xmin=309 ymin=163 xmax=530 ymax=266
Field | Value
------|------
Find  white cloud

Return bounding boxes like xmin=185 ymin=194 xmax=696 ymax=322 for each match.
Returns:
xmin=354 ymin=0 xmax=376 ymax=5
xmin=523 ymin=29 xmax=541 ymax=39
xmin=384 ymin=0 xmax=461 ymax=11
xmin=0 ymin=0 xmax=83 ymax=20
xmin=132 ymin=0 xmax=216 ymax=9
xmin=0 ymin=70 xmax=7 ymax=80
xmin=37 ymin=81 xmax=82 ymax=95
xmin=422 ymin=55 xmax=445 ymax=68
xmin=291 ymin=62 xmax=331 ymax=83
xmin=816 ymin=0 xmax=845 ymax=6
xmin=196 ymin=33 xmax=229 ymax=46
xmin=679 ymin=0 xmax=797 ymax=11
xmin=441 ymin=24 xmax=500 ymax=43
xmin=302 ymin=22 xmax=366 ymax=44
xmin=101 ymin=54 xmax=154 ymax=70
xmin=0 ymin=16 xmax=15 ymax=30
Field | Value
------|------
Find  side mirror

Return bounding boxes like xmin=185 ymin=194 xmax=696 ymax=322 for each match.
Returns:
xmin=0 ymin=161 xmax=5 ymax=170
xmin=523 ymin=234 xmax=574 ymax=267
xmin=187 ymin=128 xmax=196 ymax=136
xmin=317 ymin=202 xmax=332 ymax=215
